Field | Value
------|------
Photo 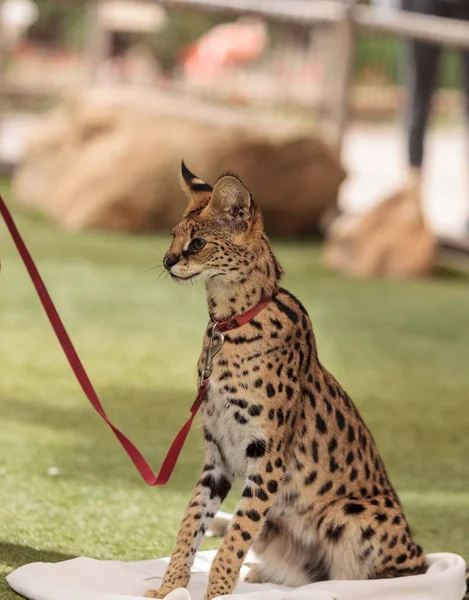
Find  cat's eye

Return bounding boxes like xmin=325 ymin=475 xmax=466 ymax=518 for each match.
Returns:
xmin=190 ymin=238 xmax=206 ymax=251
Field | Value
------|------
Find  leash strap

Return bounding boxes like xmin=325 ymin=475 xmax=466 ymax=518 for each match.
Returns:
xmin=0 ymin=193 xmax=274 ymax=485
xmin=0 ymin=193 xmax=207 ymax=486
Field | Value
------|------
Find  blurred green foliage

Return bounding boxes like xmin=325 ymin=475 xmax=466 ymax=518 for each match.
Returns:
xmin=356 ymin=34 xmax=463 ymax=89
xmin=27 ymin=0 xmax=84 ymax=50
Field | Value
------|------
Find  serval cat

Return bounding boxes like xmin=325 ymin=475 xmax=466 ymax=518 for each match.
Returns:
xmin=146 ymin=163 xmax=431 ymax=600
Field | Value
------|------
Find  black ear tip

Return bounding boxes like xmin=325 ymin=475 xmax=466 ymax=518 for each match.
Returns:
xmin=181 ymin=160 xmax=192 ymax=182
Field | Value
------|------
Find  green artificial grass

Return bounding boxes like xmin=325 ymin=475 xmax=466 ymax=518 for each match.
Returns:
xmin=1 ymin=181 xmax=469 ymax=599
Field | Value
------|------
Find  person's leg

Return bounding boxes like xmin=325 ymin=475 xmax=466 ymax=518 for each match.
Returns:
xmin=402 ymin=0 xmax=444 ymax=178
xmin=453 ymin=2 xmax=469 ymax=231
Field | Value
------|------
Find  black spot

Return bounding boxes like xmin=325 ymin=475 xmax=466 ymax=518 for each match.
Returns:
xmin=268 ymin=408 xmax=275 ymax=420
xmin=203 ymin=428 xmax=213 ymax=442
xmin=229 ymin=399 xmax=248 ymax=409
xmin=303 ymin=388 xmax=316 ymax=408
xmin=285 ymin=386 xmax=294 ymax=400
xmin=323 ymin=397 xmax=333 ymax=414
xmin=335 ymin=409 xmax=345 ymax=431
xmin=389 ymin=535 xmax=398 ymax=549
xmin=241 ymin=531 xmax=251 ymax=541
xmin=392 ymin=516 xmax=401 ymax=526
xmin=246 ymin=440 xmax=266 ymax=458
xmin=250 ymin=319 xmax=263 ymax=332
xmin=267 ymin=480 xmax=278 ymax=494
xmin=276 ymin=408 xmax=284 ymax=427
xmin=349 ymin=468 xmax=358 ymax=482
xmin=256 ymin=488 xmax=269 ymax=501
xmin=336 ymin=484 xmax=346 ymax=496
xmin=326 ymin=523 xmax=346 ymax=542
xmin=274 ymin=457 xmax=283 ymax=469
xmin=318 ymin=481 xmax=333 ymax=495
xmin=199 ymin=474 xmax=232 ymax=500
xmin=273 ymin=297 xmax=298 ymax=324
xmin=266 ymin=383 xmax=275 ymax=398
xmin=346 ymin=451 xmax=354 ymax=465
xmin=254 ymin=378 xmax=263 ymax=388
xmin=219 ymin=371 xmax=233 ymax=381
xmin=328 ymin=438 xmax=338 ymax=453
xmin=327 ymin=385 xmax=337 ymax=399
xmin=242 ymin=487 xmax=253 ymax=498
xmin=249 ymin=474 xmax=263 ymax=485
xmin=385 ymin=498 xmax=395 ymax=508
xmin=234 ymin=412 xmax=248 ymax=425
xmin=237 ymin=549 xmax=245 ymax=559
xmin=312 ymin=440 xmax=319 ymax=463
xmin=344 ymin=503 xmax=366 ymax=515
xmin=396 ymin=554 xmax=407 ymax=564
xmin=270 ymin=318 xmax=283 ymax=330
xmin=230 ymin=334 xmax=263 ymax=345
xmin=362 ymin=526 xmax=375 ymax=541
xmin=316 ymin=413 xmax=327 ymax=434
xmin=266 ymin=461 xmax=273 ymax=473
xmin=375 ymin=513 xmax=388 ymax=523
xmin=329 ymin=457 xmax=339 ymax=473
xmin=248 ymin=404 xmax=263 ymax=417
xmin=246 ymin=510 xmax=261 ymax=522
xmin=304 ymin=471 xmax=317 ymax=486
xmin=347 ymin=425 xmax=355 ymax=443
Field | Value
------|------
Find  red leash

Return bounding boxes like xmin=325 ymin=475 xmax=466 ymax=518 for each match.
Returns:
xmin=0 ymin=194 xmax=273 ymax=485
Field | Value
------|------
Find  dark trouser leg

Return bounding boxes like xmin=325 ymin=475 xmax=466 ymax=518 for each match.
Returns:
xmin=401 ymin=0 xmax=443 ymax=168
xmin=454 ymin=4 xmax=469 ymax=125
xmin=453 ymin=3 xmax=469 ymax=229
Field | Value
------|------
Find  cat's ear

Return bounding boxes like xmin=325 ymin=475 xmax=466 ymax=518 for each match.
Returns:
xmin=180 ymin=161 xmax=213 ymax=216
xmin=211 ymin=173 xmax=252 ymax=223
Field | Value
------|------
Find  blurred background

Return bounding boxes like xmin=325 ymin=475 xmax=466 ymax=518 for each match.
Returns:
xmin=0 ymin=2 xmax=468 ymax=599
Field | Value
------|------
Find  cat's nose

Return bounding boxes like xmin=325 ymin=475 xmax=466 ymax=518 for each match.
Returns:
xmin=164 ymin=254 xmax=180 ymax=270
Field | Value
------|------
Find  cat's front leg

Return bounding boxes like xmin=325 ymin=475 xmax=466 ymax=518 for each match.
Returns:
xmin=145 ymin=462 xmax=232 ymax=599
xmin=204 ymin=448 xmax=285 ymax=600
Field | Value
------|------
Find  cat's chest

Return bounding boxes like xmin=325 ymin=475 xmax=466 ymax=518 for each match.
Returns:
xmin=201 ymin=376 xmax=259 ymax=478
xmin=197 ymin=326 xmax=270 ymax=477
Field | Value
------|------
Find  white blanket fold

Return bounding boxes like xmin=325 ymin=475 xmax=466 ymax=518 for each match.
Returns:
xmin=6 ymin=512 xmax=467 ymax=600
xmin=7 ymin=549 xmax=467 ymax=600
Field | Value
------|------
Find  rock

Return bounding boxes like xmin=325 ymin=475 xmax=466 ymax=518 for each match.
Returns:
xmin=13 ymin=87 xmax=345 ymax=235
xmin=323 ymin=185 xmax=436 ymax=278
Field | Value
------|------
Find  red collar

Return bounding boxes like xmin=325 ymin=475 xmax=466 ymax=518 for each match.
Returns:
xmin=211 ymin=288 xmax=279 ymax=332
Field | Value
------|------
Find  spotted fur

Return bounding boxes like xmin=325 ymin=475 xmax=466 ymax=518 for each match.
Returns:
xmin=146 ymin=163 xmax=455 ymax=600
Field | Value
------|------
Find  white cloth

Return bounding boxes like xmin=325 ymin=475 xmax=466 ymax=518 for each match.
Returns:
xmin=6 ymin=512 xmax=467 ymax=600
xmin=7 ymin=549 xmax=467 ymax=600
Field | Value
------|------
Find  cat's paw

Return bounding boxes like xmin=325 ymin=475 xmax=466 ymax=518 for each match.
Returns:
xmin=244 ymin=564 xmax=265 ymax=584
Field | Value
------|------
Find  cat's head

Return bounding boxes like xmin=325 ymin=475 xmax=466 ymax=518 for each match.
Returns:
xmin=163 ymin=162 xmax=267 ymax=284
